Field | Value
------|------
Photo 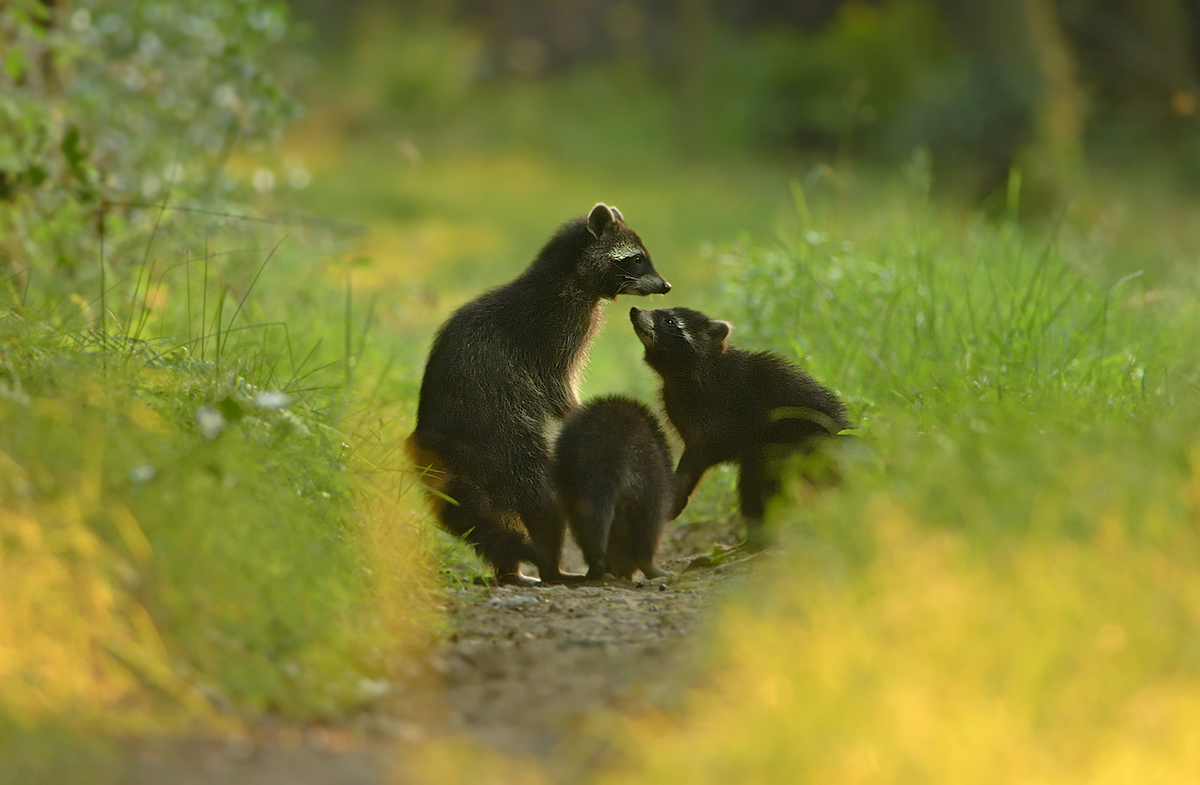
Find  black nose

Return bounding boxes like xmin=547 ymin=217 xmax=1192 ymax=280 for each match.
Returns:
xmin=661 ymin=280 xmax=671 ymax=294
xmin=630 ymin=307 xmax=642 ymax=317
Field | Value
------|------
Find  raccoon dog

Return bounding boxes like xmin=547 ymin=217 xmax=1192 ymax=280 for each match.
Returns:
xmin=630 ymin=306 xmax=849 ymax=545
xmin=551 ymin=396 xmax=673 ymax=580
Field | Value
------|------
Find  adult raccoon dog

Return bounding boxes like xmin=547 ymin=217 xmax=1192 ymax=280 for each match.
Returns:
xmin=407 ymin=205 xmax=671 ymax=584
xmin=551 ymin=396 xmax=673 ymax=581
xmin=630 ymin=306 xmax=849 ymax=545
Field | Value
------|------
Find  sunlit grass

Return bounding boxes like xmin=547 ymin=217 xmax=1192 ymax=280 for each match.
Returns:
xmin=0 ymin=213 xmax=441 ymax=758
xmin=606 ymin=513 xmax=1200 ymax=783
xmin=597 ymin=414 xmax=1200 ymax=783
xmin=0 ymin=448 xmax=218 ymax=732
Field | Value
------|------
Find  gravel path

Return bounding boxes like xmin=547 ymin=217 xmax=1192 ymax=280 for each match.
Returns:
xmin=128 ymin=521 xmax=752 ymax=784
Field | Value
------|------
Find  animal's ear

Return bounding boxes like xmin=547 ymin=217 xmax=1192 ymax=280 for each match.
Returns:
xmin=610 ymin=206 xmax=624 ymax=223
xmin=708 ymin=320 xmax=732 ymax=348
xmin=587 ymin=203 xmax=616 ymax=238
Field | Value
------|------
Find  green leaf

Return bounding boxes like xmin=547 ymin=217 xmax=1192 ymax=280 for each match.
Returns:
xmin=3 ymin=50 xmax=28 ymax=84
xmin=62 ymin=124 xmax=88 ymax=174
xmin=24 ymin=163 xmax=47 ymax=187
xmin=217 ymin=395 xmax=247 ymax=424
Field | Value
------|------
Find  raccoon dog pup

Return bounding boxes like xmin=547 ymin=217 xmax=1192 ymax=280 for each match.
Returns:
xmin=630 ymin=306 xmax=849 ymax=545
xmin=408 ymin=204 xmax=671 ymax=584
xmin=551 ymin=396 xmax=674 ymax=581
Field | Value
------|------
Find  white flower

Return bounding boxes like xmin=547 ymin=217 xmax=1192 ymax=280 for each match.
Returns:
xmin=254 ymin=391 xmax=293 ymax=410
xmin=252 ymin=168 xmax=275 ymax=194
xmin=131 ymin=464 xmax=156 ymax=483
xmin=196 ymin=406 xmax=227 ymax=440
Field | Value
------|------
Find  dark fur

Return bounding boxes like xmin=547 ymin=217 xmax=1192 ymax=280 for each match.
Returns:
xmin=551 ymin=396 xmax=674 ymax=581
xmin=630 ymin=306 xmax=849 ymax=539
xmin=407 ymin=205 xmax=670 ymax=584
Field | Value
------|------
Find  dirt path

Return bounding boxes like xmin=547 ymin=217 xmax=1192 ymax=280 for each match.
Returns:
xmin=129 ymin=521 xmax=750 ymax=784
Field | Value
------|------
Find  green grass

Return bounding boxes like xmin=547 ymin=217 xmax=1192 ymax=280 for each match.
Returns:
xmin=723 ymin=174 xmax=1191 ymax=423
xmin=0 ymin=207 xmax=440 ymax=767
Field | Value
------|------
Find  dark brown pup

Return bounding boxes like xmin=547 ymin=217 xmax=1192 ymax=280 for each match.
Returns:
xmin=551 ymin=395 xmax=674 ymax=581
xmin=631 ymin=306 xmax=849 ymax=546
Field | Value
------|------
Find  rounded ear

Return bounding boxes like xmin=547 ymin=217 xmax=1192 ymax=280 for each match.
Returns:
xmin=708 ymin=320 xmax=732 ymax=347
xmin=587 ymin=203 xmax=616 ymax=238
xmin=609 ymin=206 xmax=624 ymax=223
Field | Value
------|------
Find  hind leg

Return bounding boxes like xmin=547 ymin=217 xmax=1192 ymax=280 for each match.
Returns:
xmin=625 ymin=503 xmax=670 ymax=580
xmin=438 ymin=477 xmax=544 ymax=585
xmin=737 ymin=455 xmax=777 ymax=552
xmin=567 ymin=496 xmax=616 ymax=580
xmin=514 ymin=480 xmax=583 ymax=583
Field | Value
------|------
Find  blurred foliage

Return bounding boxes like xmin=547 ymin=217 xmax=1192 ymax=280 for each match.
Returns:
xmin=0 ymin=718 xmax=124 ymax=785
xmin=602 ymin=441 xmax=1200 ymax=783
xmin=301 ymin=2 xmax=958 ymax=161
xmin=0 ymin=0 xmax=299 ymax=279
xmin=704 ymin=2 xmax=952 ymax=157
xmin=344 ymin=11 xmax=481 ymax=121
xmin=290 ymin=0 xmax=1200 ymax=208
xmin=0 ymin=302 xmax=434 ymax=726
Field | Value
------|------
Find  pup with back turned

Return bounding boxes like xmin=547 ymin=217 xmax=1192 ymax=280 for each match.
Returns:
xmin=630 ymin=306 xmax=849 ymax=547
xmin=551 ymin=396 xmax=674 ymax=581
xmin=407 ymin=204 xmax=671 ymax=584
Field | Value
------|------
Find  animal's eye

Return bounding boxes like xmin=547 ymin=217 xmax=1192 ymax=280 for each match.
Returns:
xmin=664 ymin=318 xmax=676 ymax=327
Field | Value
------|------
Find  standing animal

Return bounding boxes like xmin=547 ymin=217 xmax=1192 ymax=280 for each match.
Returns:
xmin=630 ymin=306 xmax=849 ymax=546
xmin=407 ymin=204 xmax=671 ymax=584
xmin=551 ymin=395 xmax=674 ymax=581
